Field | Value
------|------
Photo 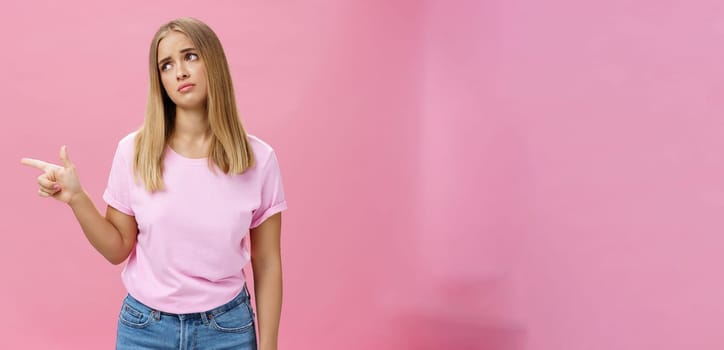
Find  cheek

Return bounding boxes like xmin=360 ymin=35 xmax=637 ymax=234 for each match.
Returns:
xmin=194 ymin=65 xmax=207 ymax=83
xmin=160 ymin=75 xmax=175 ymax=94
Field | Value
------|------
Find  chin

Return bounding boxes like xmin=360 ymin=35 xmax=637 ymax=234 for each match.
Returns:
xmin=174 ymin=98 xmax=207 ymax=111
xmin=177 ymin=104 xmax=204 ymax=111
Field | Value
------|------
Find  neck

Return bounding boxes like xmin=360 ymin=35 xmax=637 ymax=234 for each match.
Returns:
xmin=173 ymin=106 xmax=210 ymax=141
xmin=169 ymin=106 xmax=212 ymax=157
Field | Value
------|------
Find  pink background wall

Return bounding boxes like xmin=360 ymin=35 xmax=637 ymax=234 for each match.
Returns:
xmin=4 ymin=0 xmax=723 ymax=349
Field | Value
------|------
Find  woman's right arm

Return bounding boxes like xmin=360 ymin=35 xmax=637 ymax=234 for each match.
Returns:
xmin=22 ymin=146 xmax=138 ymax=265
xmin=69 ymin=193 xmax=138 ymax=265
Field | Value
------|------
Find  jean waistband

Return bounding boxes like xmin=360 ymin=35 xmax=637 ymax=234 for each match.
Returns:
xmin=124 ymin=285 xmax=251 ymax=320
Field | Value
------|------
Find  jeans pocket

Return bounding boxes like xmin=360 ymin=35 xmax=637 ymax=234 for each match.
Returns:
xmin=210 ymin=301 xmax=254 ymax=333
xmin=119 ymin=301 xmax=152 ymax=329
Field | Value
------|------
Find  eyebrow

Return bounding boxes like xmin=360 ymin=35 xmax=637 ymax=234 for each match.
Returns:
xmin=158 ymin=48 xmax=197 ymax=65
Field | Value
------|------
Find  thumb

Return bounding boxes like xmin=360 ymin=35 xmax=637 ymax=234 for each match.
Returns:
xmin=59 ymin=145 xmax=73 ymax=168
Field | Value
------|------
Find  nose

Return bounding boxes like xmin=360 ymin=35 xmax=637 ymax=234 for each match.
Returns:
xmin=176 ymin=65 xmax=189 ymax=80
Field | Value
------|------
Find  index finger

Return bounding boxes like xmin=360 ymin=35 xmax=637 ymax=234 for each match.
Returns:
xmin=20 ymin=158 xmax=54 ymax=171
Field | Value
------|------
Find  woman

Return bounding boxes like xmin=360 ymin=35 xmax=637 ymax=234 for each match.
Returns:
xmin=21 ymin=17 xmax=286 ymax=350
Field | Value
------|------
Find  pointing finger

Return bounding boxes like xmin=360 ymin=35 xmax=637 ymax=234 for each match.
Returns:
xmin=21 ymin=158 xmax=52 ymax=171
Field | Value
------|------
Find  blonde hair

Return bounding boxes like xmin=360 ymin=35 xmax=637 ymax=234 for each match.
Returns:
xmin=134 ymin=17 xmax=255 ymax=192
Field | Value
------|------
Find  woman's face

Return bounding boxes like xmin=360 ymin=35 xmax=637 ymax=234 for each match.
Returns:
xmin=157 ymin=31 xmax=208 ymax=111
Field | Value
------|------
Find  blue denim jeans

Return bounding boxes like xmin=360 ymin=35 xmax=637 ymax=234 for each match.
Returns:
xmin=116 ymin=285 xmax=257 ymax=350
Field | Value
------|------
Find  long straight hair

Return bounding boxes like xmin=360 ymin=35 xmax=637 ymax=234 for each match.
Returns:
xmin=134 ymin=17 xmax=255 ymax=192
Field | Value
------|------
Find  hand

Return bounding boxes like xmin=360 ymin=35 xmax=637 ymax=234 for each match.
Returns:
xmin=21 ymin=145 xmax=83 ymax=205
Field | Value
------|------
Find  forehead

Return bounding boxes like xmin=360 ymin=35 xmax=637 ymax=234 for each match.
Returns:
xmin=157 ymin=31 xmax=195 ymax=58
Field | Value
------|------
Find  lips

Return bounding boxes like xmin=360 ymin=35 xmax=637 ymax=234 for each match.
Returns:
xmin=178 ymin=83 xmax=195 ymax=92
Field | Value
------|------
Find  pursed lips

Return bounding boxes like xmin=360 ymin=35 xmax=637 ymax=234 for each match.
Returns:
xmin=178 ymin=83 xmax=195 ymax=92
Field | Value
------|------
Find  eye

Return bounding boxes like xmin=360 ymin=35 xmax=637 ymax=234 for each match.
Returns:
xmin=160 ymin=62 xmax=172 ymax=72
xmin=186 ymin=52 xmax=199 ymax=61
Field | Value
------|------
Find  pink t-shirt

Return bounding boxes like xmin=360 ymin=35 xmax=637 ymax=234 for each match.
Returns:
xmin=103 ymin=131 xmax=287 ymax=313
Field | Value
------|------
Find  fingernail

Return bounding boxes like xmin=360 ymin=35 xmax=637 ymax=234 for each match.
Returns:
xmin=53 ymin=185 xmax=60 ymax=190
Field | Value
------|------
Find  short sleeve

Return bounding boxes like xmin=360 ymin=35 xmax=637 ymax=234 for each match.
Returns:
xmin=250 ymin=151 xmax=288 ymax=229
xmin=102 ymin=142 xmax=134 ymax=216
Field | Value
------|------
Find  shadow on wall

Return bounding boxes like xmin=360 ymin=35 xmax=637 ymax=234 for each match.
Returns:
xmin=384 ymin=278 xmax=527 ymax=349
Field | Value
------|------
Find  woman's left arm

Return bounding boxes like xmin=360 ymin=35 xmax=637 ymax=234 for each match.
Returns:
xmin=250 ymin=212 xmax=283 ymax=350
